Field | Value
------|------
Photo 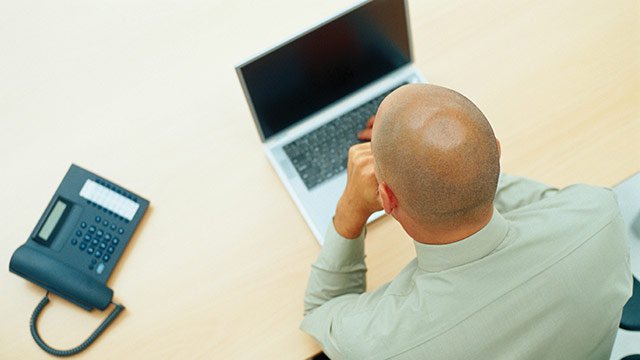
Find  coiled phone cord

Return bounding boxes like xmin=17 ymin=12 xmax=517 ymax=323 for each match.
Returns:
xmin=30 ymin=291 xmax=125 ymax=357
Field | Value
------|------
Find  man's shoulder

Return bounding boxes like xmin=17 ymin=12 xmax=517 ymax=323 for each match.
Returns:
xmin=511 ymin=183 xmax=619 ymax=219
xmin=504 ymin=184 xmax=622 ymax=240
xmin=558 ymin=184 xmax=618 ymax=205
xmin=555 ymin=184 xmax=619 ymax=216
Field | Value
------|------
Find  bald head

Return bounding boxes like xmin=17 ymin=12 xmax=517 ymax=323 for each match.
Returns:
xmin=372 ymin=84 xmax=499 ymax=227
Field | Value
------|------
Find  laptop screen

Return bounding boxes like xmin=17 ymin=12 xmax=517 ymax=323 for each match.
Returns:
xmin=237 ymin=0 xmax=412 ymax=141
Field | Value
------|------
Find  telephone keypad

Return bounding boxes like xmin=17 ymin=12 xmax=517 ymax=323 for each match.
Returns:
xmin=73 ymin=219 xmax=125 ymax=274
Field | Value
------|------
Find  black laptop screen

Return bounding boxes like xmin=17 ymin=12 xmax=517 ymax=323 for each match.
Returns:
xmin=237 ymin=0 xmax=412 ymax=141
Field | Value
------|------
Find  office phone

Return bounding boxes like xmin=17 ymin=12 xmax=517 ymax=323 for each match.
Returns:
xmin=9 ymin=164 xmax=149 ymax=356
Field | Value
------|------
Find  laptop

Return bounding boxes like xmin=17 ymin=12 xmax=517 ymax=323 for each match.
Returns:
xmin=236 ymin=0 xmax=425 ymax=243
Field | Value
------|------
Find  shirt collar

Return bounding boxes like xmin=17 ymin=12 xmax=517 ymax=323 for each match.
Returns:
xmin=414 ymin=208 xmax=509 ymax=272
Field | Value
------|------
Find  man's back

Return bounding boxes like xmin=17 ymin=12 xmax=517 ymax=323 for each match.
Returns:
xmin=301 ymin=175 xmax=632 ymax=359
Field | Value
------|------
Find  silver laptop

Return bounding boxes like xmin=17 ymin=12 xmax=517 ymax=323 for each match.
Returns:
xmin=236 ymin=0 xmax=425 ymax=243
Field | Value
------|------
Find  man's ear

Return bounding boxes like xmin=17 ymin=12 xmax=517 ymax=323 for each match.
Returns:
xmin=496 ymin=137 xmax=501 ymax=159
xmin=379 ymin=182 xmax=398 ymax=215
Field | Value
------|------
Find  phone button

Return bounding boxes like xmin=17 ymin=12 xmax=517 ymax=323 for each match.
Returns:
xmin=96 ymin=263 xmax=105 ymax=274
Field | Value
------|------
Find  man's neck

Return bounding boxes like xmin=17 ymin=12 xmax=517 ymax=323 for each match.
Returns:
xmin=408 ymin=207 xmax=494 ymax=245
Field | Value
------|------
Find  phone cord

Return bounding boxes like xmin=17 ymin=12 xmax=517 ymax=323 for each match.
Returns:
xmin=30 ymin=291 xmax=125 ymax=357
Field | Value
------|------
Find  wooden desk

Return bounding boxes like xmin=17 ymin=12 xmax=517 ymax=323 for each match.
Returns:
xmin=0 ymin=0 xmax=638 ymax=358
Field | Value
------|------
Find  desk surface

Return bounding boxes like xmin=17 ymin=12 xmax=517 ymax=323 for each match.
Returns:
xmin=0 ymin=0 xmax=638 ymax=358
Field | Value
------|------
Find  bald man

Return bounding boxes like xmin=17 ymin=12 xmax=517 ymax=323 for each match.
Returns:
xmin=300 ymin=84 xmax=631 ymax=359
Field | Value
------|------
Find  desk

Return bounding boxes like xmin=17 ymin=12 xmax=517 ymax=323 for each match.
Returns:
xmin=0 ymin=0 xmax=638 ymax=358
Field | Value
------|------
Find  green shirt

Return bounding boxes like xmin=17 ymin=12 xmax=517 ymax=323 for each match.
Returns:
xmin=301 ymin=174 xmax=632 ymax=360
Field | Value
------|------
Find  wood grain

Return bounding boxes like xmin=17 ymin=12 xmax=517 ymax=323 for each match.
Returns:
xmin=0 ymin=0 xmax=638 ymax=358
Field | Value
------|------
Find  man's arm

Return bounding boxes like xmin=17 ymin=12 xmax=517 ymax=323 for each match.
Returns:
xmin=303 ymin=224 xmax=367 ymax=315
xmin=303 ymin=143 xmax=382 ymax=314
xmin=493 ymin=173 xmax=559 ymax=213
xmin=301 ymin=143 xmax=382 ymax=358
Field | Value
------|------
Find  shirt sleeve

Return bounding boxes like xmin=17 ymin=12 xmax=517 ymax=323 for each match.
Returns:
xmin=494 ymin=173 xmax=559 ymax=213
xmin=303 ymin=221 xmax=367 ymax=315
xmin=301 ymin=222 xmax=389 ymax=359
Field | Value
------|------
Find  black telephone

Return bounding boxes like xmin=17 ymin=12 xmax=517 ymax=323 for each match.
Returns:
xmin=9 ymin=164 xmax=149 ymax=356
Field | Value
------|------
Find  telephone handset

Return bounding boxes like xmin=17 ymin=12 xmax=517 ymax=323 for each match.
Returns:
xmin=10 ymin=164 xmax=149 ymax=356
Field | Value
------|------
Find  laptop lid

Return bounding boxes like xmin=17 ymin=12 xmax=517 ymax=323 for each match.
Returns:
xmin=236 ymin=0 xmax=413 ymax=142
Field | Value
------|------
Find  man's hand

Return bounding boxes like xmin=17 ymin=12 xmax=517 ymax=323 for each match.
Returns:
xmin=357 ymin=116 xmax=375 ymax=141
xmin=334 ymin=142 xmax=383 ymax=239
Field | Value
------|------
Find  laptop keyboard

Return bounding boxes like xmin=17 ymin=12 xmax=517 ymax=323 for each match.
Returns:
xmin=283 ymin=87 xmax=398 ymax=190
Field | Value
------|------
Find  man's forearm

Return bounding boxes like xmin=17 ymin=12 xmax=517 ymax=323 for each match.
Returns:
xmin=303 ymin=224 xmax=367 ymax=315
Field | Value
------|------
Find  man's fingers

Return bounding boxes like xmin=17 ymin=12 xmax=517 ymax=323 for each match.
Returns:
xmin=366 ymin=116 xmax=375 ymax=129
xmin=358 ymin=129 xmax=373 ymax=141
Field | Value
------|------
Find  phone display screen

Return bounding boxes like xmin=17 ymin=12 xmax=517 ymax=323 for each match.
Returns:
xmin=37 ymin=200 xmax=67 ymax=243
